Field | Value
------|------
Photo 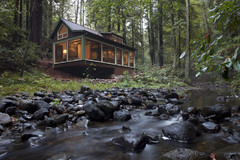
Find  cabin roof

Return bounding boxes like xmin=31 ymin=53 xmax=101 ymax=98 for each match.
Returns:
xmin=50 ymin=18 xmax=102 ymax=39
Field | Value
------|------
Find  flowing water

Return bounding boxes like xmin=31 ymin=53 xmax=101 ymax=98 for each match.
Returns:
xmin=1 ymin=89 xmax=239 ymax=160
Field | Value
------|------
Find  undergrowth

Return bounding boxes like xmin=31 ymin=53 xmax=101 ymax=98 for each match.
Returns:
xmin=0 ymin=66 xmax=187 ymax=96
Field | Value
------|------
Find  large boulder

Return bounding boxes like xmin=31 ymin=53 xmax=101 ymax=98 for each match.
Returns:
xmin=162 ymin=121 xmax=197 ymax=142
xmin=112 ymin=134 xmax=148 ymax=151
xmin=165 ymin=103 xmax=180 ymax=115
xmin=113 ymin=110 xmax=131 ymax=122
xmin=0 ymin=113 xmax=12 ymax=127
xmin=34 ymin=100 xmax=50 ymax=110
xmin=0 ymin=99 xmax=16 ymax=112
xmin=19 ymin=99 xmax=38 ymax=113
xmin=33 ymin=108 xmax=49 ymax=120
xmin=201 ymin=104 xmax=231 ymax=122
xmin=159 ymin=148 xmax=210 ymax=160
xmin=199 ymin=122 xmax=220 ymax=133
xmin=83 ymin=101 xmax=105 ymax=121
xmin=97 ymin=100 xmax=118 ymax=117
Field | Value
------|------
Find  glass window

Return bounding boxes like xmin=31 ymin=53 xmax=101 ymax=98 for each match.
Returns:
xmin=123 ymin=50 xmax=128 ymax=66
xmin=58 ymin=24 xmax=68 ymax=40
xmin=117 ymin=48 xmax=122 ymax=65
xmin=68 ymin=38 xmax=82 ymax=61
xmin=55 ymin=42 xmax=67 ymax=63
xmin=103 ymin=44 xmax=115 ymax=63
xmin=85 ymin=39 xmax=101 ymax=61
xmin=130 ymin=52 xmax=134 ymax=67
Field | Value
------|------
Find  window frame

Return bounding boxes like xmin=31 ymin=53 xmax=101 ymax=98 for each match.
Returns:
xmin=57 ymin=24 xmax=68 ymax=40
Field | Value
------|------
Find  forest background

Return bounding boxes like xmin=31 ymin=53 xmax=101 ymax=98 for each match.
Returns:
xmin=0 ymin=0 xmax=239 ymax=95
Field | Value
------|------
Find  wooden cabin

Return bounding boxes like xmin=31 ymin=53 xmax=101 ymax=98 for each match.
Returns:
xmin=50 ymin=18 xmax=135 ymax=78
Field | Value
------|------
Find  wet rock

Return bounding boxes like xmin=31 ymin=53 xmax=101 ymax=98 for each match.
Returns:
xmin=62 ymin=97 xmax=74 ymax=103
xmin=165 ymin=104 xmax=180 ymax=115
xmin=54 ymin=105 xmax=65 ymax=114
xmin=35 ymin=100 xmax=50 ymax=110
xmin=129 ymin=96 xmax=142 ymax=105
xmin=0 ymin=113 xmax=12 ymax=127
xmin=0 ymin=99 xmax=16 ymax=112
xmin=5 ymin=106 xmax=17 ymax=115
xmin=112 ymin=134 xmax=148 ymax=151
xmin=19 ymin=99 xmax=38 ymax=113
xmin=0 ymin=125 xmax=5 ymax=132
xmin=167 ymin=98 xmax=183 ymax=105
xmin=27 ymin=137 xmax=41 ymax=148
xmin=80 ymin=85 xmax=90 ymax=93
xmin=201 ymin=104 xmax=231 ymax=122
xmin=159 ymin=148 xmax=210 ymax=160
xmin=33 ymin=108 xmax=49 ymax=120
xmin=122 ymin=126 xmax=131 ymax=132
xmin=21 ymin=130 xmax=43 ymax=141
xmin=188 ymin=114 xmax=199 ymax=125
xmin=165 ymin=93 xmax=179 ymax=99
xmin=144 ymin=100 xmax=156 ymax=109
xmin=53 ymin=114 xmax=68 ymax=124
xmin=187 ymin=107 xmax=199 ymax=115
xmin=159 ymin=114 xmax=170 ymax=120
xmin=97 ymin=100 xmax=118 ymax=117
xmin=113 ymin=110 xmax=131 ymax=122
xmin=46 ymin=153 xmax=71 ymax=160
xmin=83 ymin=101 xmax=105 ymax=121
xmin=38 ymin=118 xmax=54 ymax=127
xmin=162 ymin=121 xmax=197 ymax=142
xmin=199 ymin=122 xmax=220 ymax=133
xmin=43 ymin=96 xmax=54 ymax=103
xmin=145 ymin=108 xmax=160 ymax=116
xmin=34 ymin=92 xmax=46 ymax=98
xmin=158 ymin=105 xmax=167 ymax=114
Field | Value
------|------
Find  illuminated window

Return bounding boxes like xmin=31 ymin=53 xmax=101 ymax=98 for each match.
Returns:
xmin=68 ymin=38 xmax=82 ymax=61
xmin=55 ymin=42 xmax=67 ymax=62
xmin=117 ymin=48 xmax=122 ymax=65
xmin=103 ymin=44 xmax=115 ymax=63
xmin=85 ymin=39 xmax=101 ymax=61
xmin=123 ymin=50 xmax=128 ymax=66
xmin=130 ymin=52 xmax=134 ymax=67
xmin=57 ymin=24 xmax=68 ymax=40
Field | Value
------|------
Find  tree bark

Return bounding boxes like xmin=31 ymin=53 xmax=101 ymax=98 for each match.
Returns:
xmin=149 ymin=0 xmax=155 ymax=66
xmin=202 ymin=1 xmax=211 ymax=46
xmin=140 ymin=4 xmax=144 ymax=63
xmin=177 ymin=6 xmax=181 ymax=68
xmin=49 ymin=0 xmax=53 ymax=36
xmin=185 ymin=0 xmax=190 ymax=78
xmin=75 ymin=0 xmax=79 ymax=24
xmin=131 ymin=19 xmax=135 ymax=48
xmin=26 ymin=0 xmax=29 ymax=31
xmin=122 ymin=11 xmax=127 ymax=44
xmin=158 ymin=0 xmax=163 ymax=67
xmin=13 ymin=0 xmax=19 ymax=43
xmin=19 ymin=0 xmax=23 ymax=42
xmin=30 ymin=0 xmax=43 ymax=46
xmin=171 ymin=0 xmax=177 ymax=69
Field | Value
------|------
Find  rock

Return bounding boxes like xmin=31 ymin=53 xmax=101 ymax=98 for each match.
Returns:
xmin=187 ymin=107 xmax=199 ymax=114
xmin=5 ymin=106 xmax=17 ymax=115
xmin=129 ymin=96 xmax=142 ymax=105
xmin=54 ymin=105 xmax=65 ymax=114
xmin=34 ymin=92 xmax=46 ymax=98
xmin=21 ymin=130 xmax=43 ymax=141
xmin=199 ymin=122 xmax=220 ymax=133
xmin=162 ymin=121 xmax=197 ymax=142
xmin=144 ymin=100 xmax=156 ymax=109
xmin=165 ymin=93 xmax=179 ymax=99
xmin=158 ymin=105 xmax=167 ymax=114
xmin=165 ymin=104 xmax=180 ymax=115
xmin=122 ymin=126 xmax=131 ymax=132
xmin=38 ymin=118 xmax=54 ymax=127
xmin=159 ymin=114 xmax=170 ymax=120
xmin=33 ymin=108 xmax=49 ymax=120
xmin=0 ymin=113 xmax=12 ymax=127
xmin=113 ymin=110 xmax=131 ymax=122
xmin=27 ymin=137 xmax=41 ymax=148
xmin=43 ymin=96 xmax=54 ymax=103
xmin=112 ymin=134 xmax=148 ymax=151
xmin=0 ymin=99 xmax=16 ymax=112
xmin=159 ymin=148 xmax=210 ymax=160
xmin=61 ymin=97 xmax=74 ymax=103
xmin=201 ymin=104 xmax=231 ymax=122
xmin=46 ymin=153 xmax=71 ymax=160
xmin=83 ymin=101 xmax=105 ymax=121
xmin=97 ymin=100 xmax=118 ymax=117
xmin=80 ymin=85 xmax=91 ymax=93
xmin=19 ymin=99 xmax=38 ymax=113
xmin=188 ymin=114 xmax=199 ymax=125
xmin=53 ymin=114 xmax=68 ymax=124
xmin=35 ymin=100 xmax=50 ymax=110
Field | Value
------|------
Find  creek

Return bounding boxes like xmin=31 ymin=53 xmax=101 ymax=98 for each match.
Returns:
xmin=1 ymin=88 xmax=239 ymax=160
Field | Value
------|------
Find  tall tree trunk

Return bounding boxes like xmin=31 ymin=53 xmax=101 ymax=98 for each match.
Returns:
xmin=30 ymin=0 xmax=43 ymax=46
xmin=158 ymin=0 xmax=163 ymax=66
xmin=82 ymin=0 xmax=85 ymax=26
xmin=131 ymin=19 xmax=135 ymax=48
xmin=149 ymin=0 xmax=155 ymax=66
xmin=13 ymin=0 xmax=19 ymax=43
xmin=177 ymin=7 xmax=181 ymax=68
xmin=26 ymin=0 xmax=29 ymax=31
xmin=117 ymin=5 xmax=121 ymax=33
xmin=80 ymin=0 xmax=83 ymax=25
xmin=122 ymin=12 xmax=127 ymax=44
xmin=140 ymin=6 xmax=144 ymax=63
xmin=171 ymin=1 xmax=177 ymax=69
xmin=75 ymin=0 xmax=79 ymax=24
xmin=19 ymin=0 xmax=22 ymax=42
xmin=202 ymin=1 xmax=211 ymax=46
xmin=185 ymin=0 xmax=190 ymax=78
xmin=49 ymin=0 xmax=53 ymax=36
